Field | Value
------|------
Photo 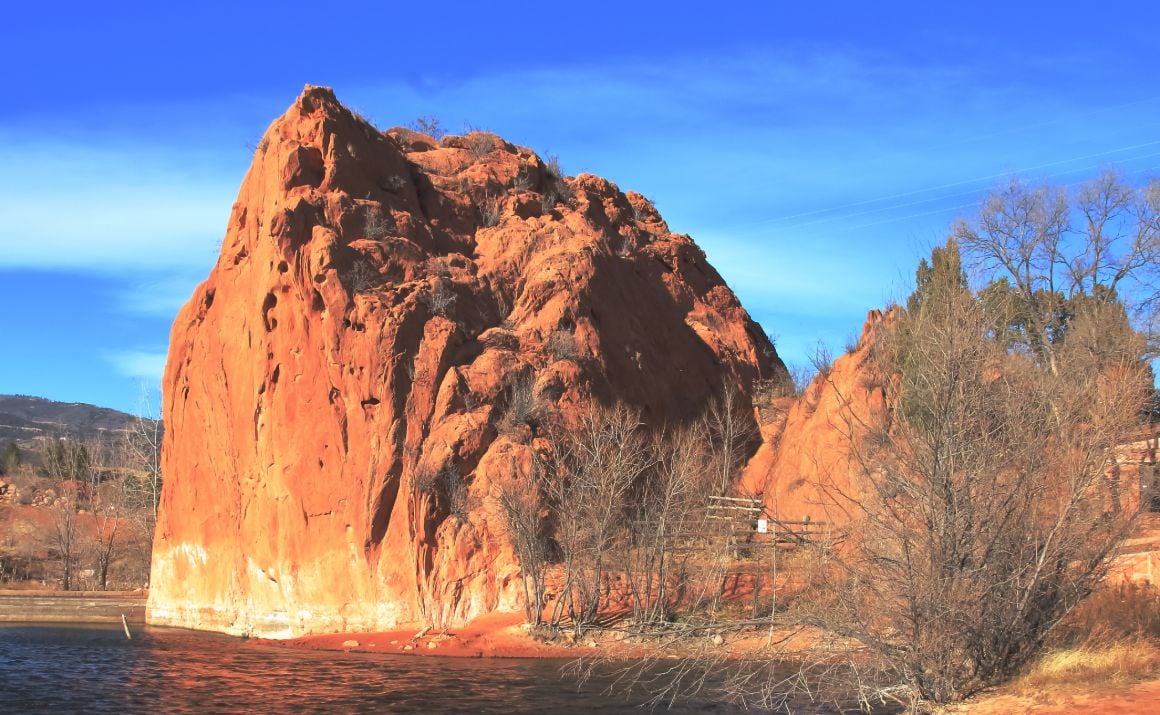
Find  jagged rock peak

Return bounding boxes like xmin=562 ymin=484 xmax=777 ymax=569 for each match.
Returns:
xmin=147 ymin=87 xmax=788 ymax=637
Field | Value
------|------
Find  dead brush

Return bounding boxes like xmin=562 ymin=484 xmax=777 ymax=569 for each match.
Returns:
xmin=478 ymin=193 xmax=503 ymax=228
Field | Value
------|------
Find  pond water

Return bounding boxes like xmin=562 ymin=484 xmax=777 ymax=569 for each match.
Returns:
xmin=0 ymin=624 xmax=761 ymax=713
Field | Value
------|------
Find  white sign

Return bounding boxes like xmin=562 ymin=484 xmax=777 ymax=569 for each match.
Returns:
xmin=756 ymin=519 xmax=768 ymax=534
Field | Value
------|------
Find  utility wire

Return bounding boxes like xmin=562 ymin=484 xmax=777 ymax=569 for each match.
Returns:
xmin=754 ymin=147 xmax=1160 ymax=234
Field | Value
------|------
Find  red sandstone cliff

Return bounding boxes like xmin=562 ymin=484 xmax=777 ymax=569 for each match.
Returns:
xmin=741 ymin=309 xmax=892 ymax=525
xmin=147 ymin=86 xmax=786 ymax=637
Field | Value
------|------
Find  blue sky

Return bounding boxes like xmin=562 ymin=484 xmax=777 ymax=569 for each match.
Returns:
xmin=2 ymin=2 xmax=1159 ymax=414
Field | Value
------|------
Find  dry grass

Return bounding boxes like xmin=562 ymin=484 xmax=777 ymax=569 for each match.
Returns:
xmin=1013 ymin=582 xmax=1160 ymax=693
xmin=1015 ymin=639 xmax=1160 ymax=691
xmin=1062 ymin=581 xmax=1160 ymax=642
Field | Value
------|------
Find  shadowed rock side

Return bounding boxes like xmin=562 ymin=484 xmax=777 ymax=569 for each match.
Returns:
xmin=148 ymin=86 xmax=786 ymax=637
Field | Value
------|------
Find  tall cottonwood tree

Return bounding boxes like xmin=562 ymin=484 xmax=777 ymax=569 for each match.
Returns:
xmin=42 ymin=433 xmax=157 ymax=590
xmin=953 ymin=170 xmax=1160 ymax=366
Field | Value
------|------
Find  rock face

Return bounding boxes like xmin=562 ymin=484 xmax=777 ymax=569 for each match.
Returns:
xmin=147 ymin=86 xmax=786 ymax=637
xmin=741 ymin=309 xmax=891 ymax=524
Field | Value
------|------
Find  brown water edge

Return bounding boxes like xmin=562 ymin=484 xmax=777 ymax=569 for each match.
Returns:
xmin=0 ymin=589 xmax=147 ymax=623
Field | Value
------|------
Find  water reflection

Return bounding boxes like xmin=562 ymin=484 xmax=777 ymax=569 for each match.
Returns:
xmin=0 ymin=625 xmax=746 ymax=714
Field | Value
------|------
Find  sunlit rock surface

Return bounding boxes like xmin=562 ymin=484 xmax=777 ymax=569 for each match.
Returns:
xmin=147 ymin=86 xmax=786 ymax=637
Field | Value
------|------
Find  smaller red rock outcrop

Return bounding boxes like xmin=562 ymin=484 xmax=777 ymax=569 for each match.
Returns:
xmin=741 ymin=309 xmax=893 ymax=524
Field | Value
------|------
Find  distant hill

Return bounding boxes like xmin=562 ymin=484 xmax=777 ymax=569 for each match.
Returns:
xmin=0 ymin=395 xmax=143 ymax=446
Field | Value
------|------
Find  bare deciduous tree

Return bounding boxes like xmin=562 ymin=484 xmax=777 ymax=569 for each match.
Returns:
xmin=621 ymin=423 xmax=715 ymax=626
xmin=492 ymin=454 xmax=550 ymax=626
xmin=78 ymin=438 xmax=125 ymax=591
xmin=541 ymin=405 xmax=652 ymax=632
xmin=954 ymin=170 xmax=1160 ymax=364
xmin=706 ymin=383 xmax=759 ymax=496
xmin=42 ymin=437 xmax=89 ymax=591
xmin=121 ymin=411 xmax=163 ymax=525
xmin=781 ymin=238 xmax=1151 ymax=707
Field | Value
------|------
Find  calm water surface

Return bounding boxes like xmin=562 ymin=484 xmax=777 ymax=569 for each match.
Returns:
xmin=0 ymin=624 xmax=756 ymax=714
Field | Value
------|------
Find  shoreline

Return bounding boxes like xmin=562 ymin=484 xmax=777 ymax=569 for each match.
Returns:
xmin=253 ymin=611 xmax=610 ymax=660
xmin=5 ymin=600 xmax=1156 ymax=713
xmin=0 ymin=590 xmax=147 ymax=624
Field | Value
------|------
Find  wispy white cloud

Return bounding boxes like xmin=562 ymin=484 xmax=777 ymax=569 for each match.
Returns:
xmin=115 ymin=270 xmax=206 ymax=317
xmin=0 ymin=142 xmax=232 ymax=272
xmin=103 ymin=349 xmax=168 ymax=382
xmin=4 ymin=44 xmax=1157 ymax=374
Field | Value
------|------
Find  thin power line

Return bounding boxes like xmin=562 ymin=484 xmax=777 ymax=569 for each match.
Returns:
xmin=756 ymin=138 xmax=1160 ymax=229
xmin=763 ymin=148 xmax=1160 ymax=233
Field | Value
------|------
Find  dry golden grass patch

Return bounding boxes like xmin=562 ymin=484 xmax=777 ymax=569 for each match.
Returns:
xmin=1013 ymin=581 xmax=1160 ymax=694
xmin=1015 ymin=639 xmax=1160 ymax=691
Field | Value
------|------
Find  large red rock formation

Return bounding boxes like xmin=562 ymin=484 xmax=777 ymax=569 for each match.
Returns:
xmin=147 ymin=86 xmax=786 ymax=637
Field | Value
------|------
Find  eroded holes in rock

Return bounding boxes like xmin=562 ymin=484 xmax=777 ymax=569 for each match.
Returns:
xmin=318 ymin=459 xmax=324 ymax=469
xmin=314 ymin=273 xmax=326 ymax=284
xmin=258 ymin=382 xmax=266 ymax=396
xmin=311 ymin=290 xmax=326 ymax=313
xmin=361 ymin=396 xmax=380 ymax=408
xmin=203 ymin=289 xmax=216 ymax=311
xmin=350 ymin=321 xmax=366 ymax=333
xmin=328 ymin=387 xmax=341 ymax=403
xmin=271 ymin=365 xmax=281 ymax=385
xmin=262 ymin=292 xmax=278 ymax=331
xmin=540 ymin=380 xmax=566 ymax=403
xmin=233 ymin=248 xmax=249 ymax=266
xmin=277 ymin=260 xmax=289 ymax=274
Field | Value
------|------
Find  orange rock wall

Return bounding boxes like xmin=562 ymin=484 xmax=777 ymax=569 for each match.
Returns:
xmin=147 ymin=87 xmax=784 ymax=637
xmin=741 ymin=310 xmax=891 ymax=526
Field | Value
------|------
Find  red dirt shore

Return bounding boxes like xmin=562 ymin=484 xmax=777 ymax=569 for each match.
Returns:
xmin=255 ymin=611 xmax=602 ymax=659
